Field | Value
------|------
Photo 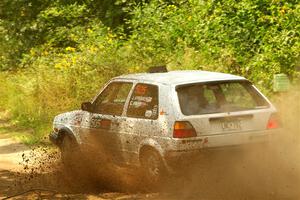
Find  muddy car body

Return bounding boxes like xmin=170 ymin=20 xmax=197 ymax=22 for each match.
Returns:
xmin=50 ymin=70 xmax=280 ymax=181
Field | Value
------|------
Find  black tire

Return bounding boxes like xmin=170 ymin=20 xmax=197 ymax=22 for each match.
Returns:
xmin=60 ymin=135 xmax=98 ymax=186
xmin=140 ymin=149 xmax=166 ymax=186
xmin=60 ymin=135 xmax=79 ymax=169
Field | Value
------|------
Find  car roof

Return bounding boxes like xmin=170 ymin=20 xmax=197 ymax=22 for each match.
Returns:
xmin=114 ymin=70 xmax=246 ymax=85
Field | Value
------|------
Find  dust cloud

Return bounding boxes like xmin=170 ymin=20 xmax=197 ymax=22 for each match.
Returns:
xmin=167 ymin=87 xmax=300 ymax=200
xmin=6 ymin=87 xmax=300 ymax=199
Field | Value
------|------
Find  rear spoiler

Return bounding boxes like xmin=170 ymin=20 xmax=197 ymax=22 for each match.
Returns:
xmin=175 ymin=79 xmax=252 ymax=91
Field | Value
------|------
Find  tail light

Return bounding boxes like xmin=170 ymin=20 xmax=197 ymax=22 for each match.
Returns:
xmin=173 ymin=121 xmax=197 ymax=138
xmin=267 ymin=113 xmax=280 ymax=129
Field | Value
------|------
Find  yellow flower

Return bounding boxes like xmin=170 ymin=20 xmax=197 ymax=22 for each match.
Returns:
xmin=30 ymin=49 xmax=36 ymax=56
xmin=54 ymin=63 xmax=62 ymax=69
xmin=167 ymin=5 xmax=177 ymax=9
xmin=99 ymin=45 xmax=104 ymax=50
xmin=108 ymin=32 xmax=116 ymax=38
xmin=65 ymin=47 xmax=76 ymax=52
xmin=89 ymin=46 xmax=98 ymax=53
xmin=87 ymin=28 xmax=93 ymax=34
xmin=65 ymin=62 xmax=71 ymax=67
xmin=71 ymin=57 xmax=77 ymax=64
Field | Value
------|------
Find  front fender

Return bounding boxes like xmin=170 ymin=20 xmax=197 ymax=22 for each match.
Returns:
xmin=51 ymin=126 xmax=80 ymax=147
xmin=60 ymin=127 xmax=78 ymax=141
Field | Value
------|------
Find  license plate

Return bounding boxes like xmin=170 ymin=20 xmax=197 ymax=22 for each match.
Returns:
xmin=221 ymin=120 xmax=241 ymax=131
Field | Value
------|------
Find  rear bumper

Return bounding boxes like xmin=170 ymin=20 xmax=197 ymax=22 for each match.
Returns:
xmin=164 ymin=129 xmax=281 ymax=171
xmin=201 ymin=129 xmax=281 ymax=148
xmin=165 ymin=142 xmax=272 ymax=173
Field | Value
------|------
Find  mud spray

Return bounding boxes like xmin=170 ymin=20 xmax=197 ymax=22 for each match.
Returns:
xmin=6 ymin=86 xmax=300 ymax=200
xmin=166 ymin=87 xmax=300 ymax=200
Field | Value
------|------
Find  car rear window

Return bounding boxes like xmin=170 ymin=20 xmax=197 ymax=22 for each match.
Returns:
xmin=177 ymin=81 xmax=269 ymax=115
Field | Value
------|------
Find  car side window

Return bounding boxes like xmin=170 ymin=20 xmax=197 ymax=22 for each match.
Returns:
xmin=93 ymin=82 xmax=133 ymax=116
xmin=126 ymin=83 xmax=158 ymax=119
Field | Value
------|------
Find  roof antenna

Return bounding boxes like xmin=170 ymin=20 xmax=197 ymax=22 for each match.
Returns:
xmin=148 ymin=65 xmax=168 ymax=73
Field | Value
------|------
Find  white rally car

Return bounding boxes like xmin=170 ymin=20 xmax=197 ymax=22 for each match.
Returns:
xmin=50 ymin=69 xmax=280 ymax=182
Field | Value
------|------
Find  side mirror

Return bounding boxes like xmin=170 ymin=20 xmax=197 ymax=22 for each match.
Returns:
xmin=81 ymin=102 xmax=93 ymax=112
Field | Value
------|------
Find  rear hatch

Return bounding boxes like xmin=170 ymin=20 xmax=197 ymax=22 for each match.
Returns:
xmin=176 ymin=80 xmax=275 ymax=136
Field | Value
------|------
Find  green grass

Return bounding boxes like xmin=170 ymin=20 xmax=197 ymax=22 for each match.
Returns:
xmin=0 ymin=111 xmax=51 ymax=146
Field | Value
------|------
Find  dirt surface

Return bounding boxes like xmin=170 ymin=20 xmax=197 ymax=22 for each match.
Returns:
xmin=0 ymin=119 xmax=160 ymax=200
xmin=1 ymin=92 xmax=300 ymax=200
xmin=1 ymin=130 xmax=300 ymax=200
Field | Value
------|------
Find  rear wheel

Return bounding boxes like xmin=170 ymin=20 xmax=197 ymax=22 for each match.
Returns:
xmin=140 ymin=149 xmax=166 ymax=186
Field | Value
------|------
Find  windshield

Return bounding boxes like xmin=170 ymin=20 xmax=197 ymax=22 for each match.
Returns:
xmin=177 ymin=81 xmax=269 ymax=115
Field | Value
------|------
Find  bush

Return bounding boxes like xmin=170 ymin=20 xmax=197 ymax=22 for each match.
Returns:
xmin=0 ymin=0 xmax=299 ymax=144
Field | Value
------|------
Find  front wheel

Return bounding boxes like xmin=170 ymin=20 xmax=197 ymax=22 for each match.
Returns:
xmin=61 ymin=135 xmax=80 ymax=169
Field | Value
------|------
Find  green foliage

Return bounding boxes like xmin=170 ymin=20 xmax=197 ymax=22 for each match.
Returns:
xmin=0 ymin=0 xmax=136 ymax=70
xmin=0 ymin=0 xmax=299 ymax=144
xmin=127 ymin=0 xmax=300 ymax=92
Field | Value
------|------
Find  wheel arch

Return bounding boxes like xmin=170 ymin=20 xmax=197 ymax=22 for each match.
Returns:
xmin=138 ymin=139 xmax=164 ymax=157
xmin=138 ymin=139 xmax=169 ymax=168
xmin=56 ymin=127 xmax=79 ymax=147
xmin=138 ymin=138 xmax=176 ymax=178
